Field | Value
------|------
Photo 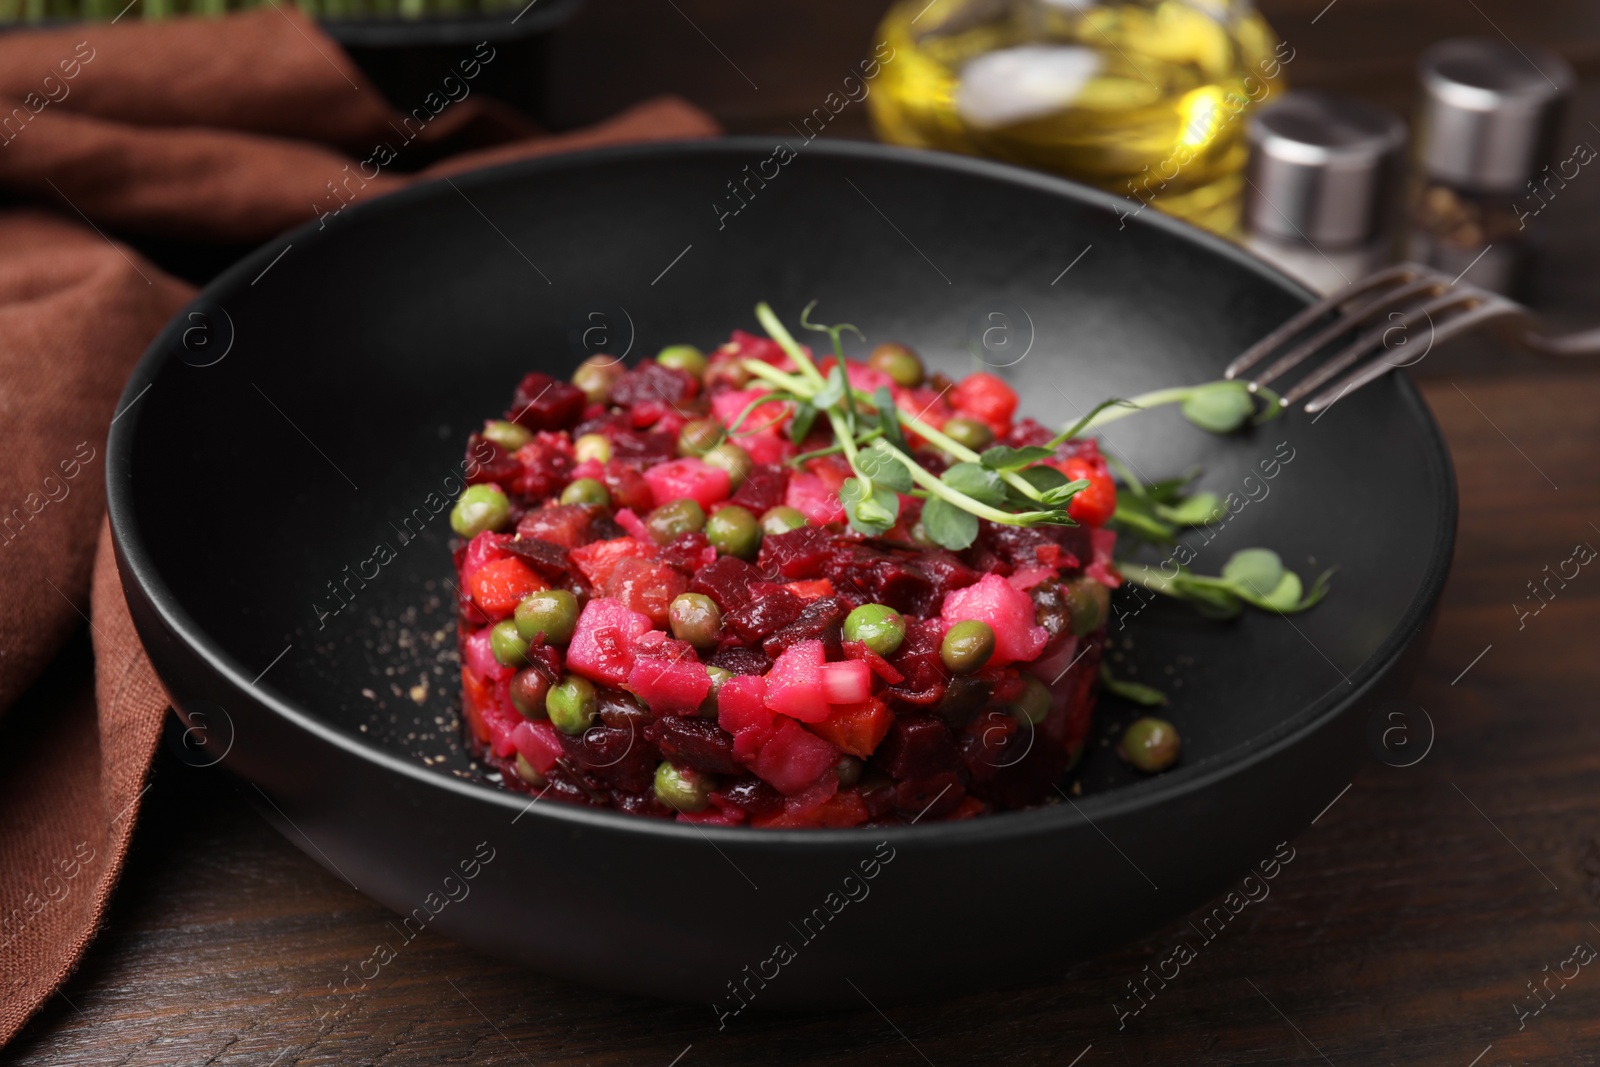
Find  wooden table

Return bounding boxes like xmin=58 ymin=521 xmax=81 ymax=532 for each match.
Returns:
xmin=8 ymin=1 xmax=1600 ymax=1063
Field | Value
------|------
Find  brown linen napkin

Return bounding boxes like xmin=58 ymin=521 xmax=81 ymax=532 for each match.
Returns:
xmin=0 ymin=8 xmax=718 ymax=1043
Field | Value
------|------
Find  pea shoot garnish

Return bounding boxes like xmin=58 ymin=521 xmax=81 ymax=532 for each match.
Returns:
xmin=734 ymin=301 xmax=1332 ymax=621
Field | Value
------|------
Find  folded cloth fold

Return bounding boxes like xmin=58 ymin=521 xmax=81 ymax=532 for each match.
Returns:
xmin=0 ymin=6 xmax=717 ymax=1045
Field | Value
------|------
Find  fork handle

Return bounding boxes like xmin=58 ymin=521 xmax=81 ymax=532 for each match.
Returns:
xmin=1523 ymin=326 xmax=1600 ymax=358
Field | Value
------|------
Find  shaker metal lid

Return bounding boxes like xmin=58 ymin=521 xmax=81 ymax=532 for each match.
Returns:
xmin=1245 ymin=90 xmax=1407 ymax=247
xmin=1416 ymin=37 xmax=1574 ymax=192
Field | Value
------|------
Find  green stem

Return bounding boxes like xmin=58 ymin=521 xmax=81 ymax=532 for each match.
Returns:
xmin=1066 ymin=386 xmax=1195 ymax=434
xmin=879 ymin=389 xmax=1048 ymax=504
xmin=881 ymin=442 xmax=1057 ymax=527
xmin=754 ymin=302 xmax=828 ymax=392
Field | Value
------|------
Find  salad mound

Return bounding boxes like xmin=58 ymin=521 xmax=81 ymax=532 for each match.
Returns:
xmin=450 ymin=315 xmax=1122 ymax=828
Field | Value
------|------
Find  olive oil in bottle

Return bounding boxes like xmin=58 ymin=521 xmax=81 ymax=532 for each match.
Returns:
xmin=868 ymin=0 xmax=1289 ymax=235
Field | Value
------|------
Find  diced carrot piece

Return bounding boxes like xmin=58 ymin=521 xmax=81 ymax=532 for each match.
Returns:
xmin=469 ymin=558 xmax=546 ymax=618
xmin=805 ymin=696 xmax=893 ymax=758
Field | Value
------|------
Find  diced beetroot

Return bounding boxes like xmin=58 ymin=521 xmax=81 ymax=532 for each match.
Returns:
xmin=570 ymin=537 xmax=656 ymax=589
xmin=516 ymin=504 xmax=596 ymax=549
xmin=709 ymin=645 xmax=771 ymax=676
xmin=1008 ymin=565 xmax=1056 ymax=591
xmin=875 ymin=713 xmax=962 ymax=781
xmin=785 ymin=471 xmax=845 ymax=525
xmin=657 ymin=531 xmax=718 ymax=573
xmin=678 ymin=808 xmax=746 ymax=826
xmin=742 ymin=433 xmax=797 ymax=466
xmin=561 ymin=724 xmax=656 ymax=792
xmin=724 ymin=583 xmax=805 ymax=645
xmin=566 ymin=597 xmax=653 ymax=686
xmin=607 ymin=428 xmax=676 ymax=466
xmin=463 ymin=628 xmax=512 ymax=683
xmin=729 ymin=464 xmax=791 ymax=515
xmin=627 ymin=656 xmax=712 ymax=715
xmin=763 ymin=640 xmax=830 ymax=723
xmin=460 ymin=531 xmax=512 ymax=584
xmin=689 ymin=554 xmax=759 ymax=612
xmin=760 ymin=526 xmax=833 ymax=579
xmin=507 ymin=372 xmax=586 ymax=432
xmin=841 ymin=640 xmax=905 ymax=684
xmin=887 ymin=617 xmax=949 ymax=705
xmin=784 ymin=579 xmax=834 ymax=600
xmin=612 ymin=507 xmax=652 ymax=542
xmin=511 ymin=719 xmax=565 ymax=774
xmin=820 ymin=660 xmax=872 ymax=705
xmin=941 ymin=573 xmax=1048 ymax=667
xmin=1087 ymin=527 xmax=1122 ymax=588
xmin=806 ymin=696 xmax=892 ymax=758
xmin=712 ymin=388 xmax=787 ymax=435
xmin=646 ymin=716 xmax=743 ymax=775
xmin=717 ymin=674 xmax=770 ymax=734
xmin=752 ymin=717 xmax=839 ymax=795
xmin=470 ymin=558 xmax=547 ymax=618
xmin=753 ymin=789 xmax=870 ymax=829
xmin=604 ymin=556 xmax=688 ymax=627
xmin=597 ymin=461 xmax=656 ymax=512
xmin=760 ymin=595 xmax=846 ymax=660
xmin=894 ymin=772 xmax=966 ymax=819
xmin=611 ymin=361 xmax=699 ymax=408
xmin=643 ymin=457 xmax=732 ymax=511
xmin=464 ymin=435 xmax=522 ymax=486
xmin=510 ymin=432 xmax=574 ymax=500
xmin=712 ymin=775 xmax=785 ymax=819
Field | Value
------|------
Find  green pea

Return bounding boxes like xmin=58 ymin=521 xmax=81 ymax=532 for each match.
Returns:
xmin=706 ymin=505 xmax=761 ymax=560
xmin=868 ymin=342 xmax=925 ymax=387
xmin=677 ymin=418 xmax=725 ymax=458
xmin=509 ymin=668 xmax=550 ymax=719
xmin=657 ymin=344 xmax=708 ymax=378
xmin=940 ymin=620 xmax=995 ymax=675
xmin=835 ymin=755 xmax=865 ymax=787
xmin=514 ymin=589 xmax=580 ymax=645
xmin=1120 ymin=717 xmax=1181 ymax=772
xmin=669 ymin=593 xmax=722 ymax=650
xmin=573 ymin=432 xmax=612 ymax=464
xmin=546 ymin=675 xmax=597 ymax=735
xmin=572 ymin=354 xmax=623 ymax=404
xmin=1013 ymin=677 xmax=1052 ymax=725
xmin=843 ymin=603 xmax=906 ymax=657
xmin=760 ymin=506 xmax=807 ymax=535
xmin=698 ymin=665 xmax=733 ymax=718
xmin=1063 ymin=576 xmax=1111 ymax=637
xmin=646 ymin=499 xmax=706 ymax=544
xmin=449 ymin=484 xmax=512 ymax=537
xmin=943 ymin=417 xmax=994 ymax=450
xmin=513 ymin=753 xmax=546 ymax=786
xmin=701 ymin=442 xmax=753 ymax=488
xmin=560 ymin=478 xmax=611 ymax=507
xmin=653 ymin=761 xmax=712 ymax=812
xmin=481 ymin=419 xmax=532 ymax=452
xmin=490 ymin=619 xmax=530 ymax=667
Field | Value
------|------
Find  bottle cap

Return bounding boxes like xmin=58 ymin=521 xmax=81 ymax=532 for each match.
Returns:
xmin=1245 ymin=90 xmax=1408 ymax=248
xmin=1416 ymin=37 xmax=1574 ymax=193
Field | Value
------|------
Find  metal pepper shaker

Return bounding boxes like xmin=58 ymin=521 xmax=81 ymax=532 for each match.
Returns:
xmin=1407 ymin=37 xmax=1576 ymax=296
xmin=1241 ymin=90 xmax=1408 ymax=295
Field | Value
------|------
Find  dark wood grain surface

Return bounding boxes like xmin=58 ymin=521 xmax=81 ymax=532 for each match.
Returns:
xmin=8 ymin=1 xmax=1600 ymax=1064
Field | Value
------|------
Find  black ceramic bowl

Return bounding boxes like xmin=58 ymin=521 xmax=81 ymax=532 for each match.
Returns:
xmin=107 ymin=139 xmax=1454 ymax=1009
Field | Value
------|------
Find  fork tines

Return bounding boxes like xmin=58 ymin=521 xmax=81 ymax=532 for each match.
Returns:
xmin=1224 ymin=263 xmax=1530 ymax=414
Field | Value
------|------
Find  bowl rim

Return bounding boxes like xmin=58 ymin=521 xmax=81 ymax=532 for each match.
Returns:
xmin=106 ymin=136 xmax=1458 ymax=850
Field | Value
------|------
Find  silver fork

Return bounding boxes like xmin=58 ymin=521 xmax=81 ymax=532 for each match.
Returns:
xmin=1223 ymin=262 xmax=1600 ymax=414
